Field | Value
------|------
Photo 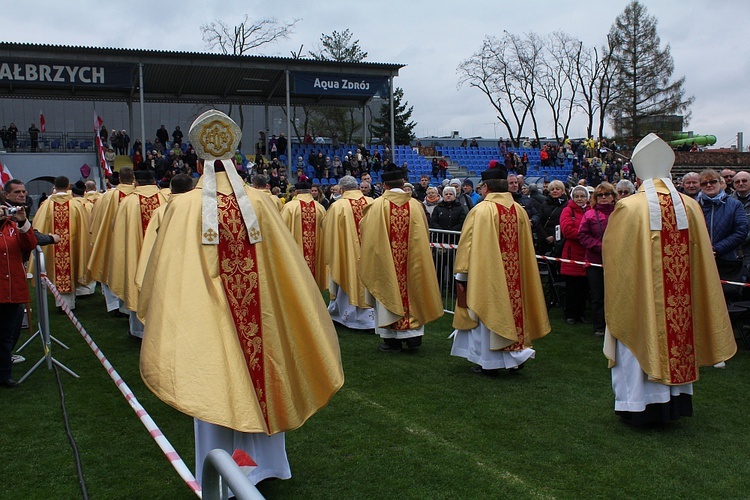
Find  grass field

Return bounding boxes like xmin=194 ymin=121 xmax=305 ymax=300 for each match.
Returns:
xmin=2 ymin=290 xmax=750 ymax=499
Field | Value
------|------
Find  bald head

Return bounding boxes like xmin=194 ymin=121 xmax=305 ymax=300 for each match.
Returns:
xmin=733 ymin=171 xmax=750 ymax=196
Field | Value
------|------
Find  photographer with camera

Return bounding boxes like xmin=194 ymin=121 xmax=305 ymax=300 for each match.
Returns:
xmin=0 ymin=191 xmax=37 ymax=388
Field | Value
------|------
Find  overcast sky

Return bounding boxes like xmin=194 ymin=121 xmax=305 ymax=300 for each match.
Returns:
xmin=3 ymin=0 xmax=748 ymax=148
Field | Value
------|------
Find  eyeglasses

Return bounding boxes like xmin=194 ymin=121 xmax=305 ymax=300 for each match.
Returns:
xmin=699 ymin=179 xmax=720 ymax=187
xmin=735 ymin=179 xmax=749 ymax=184
xmin=596 ymin=192 xmax=614 ymax=198
xmin=617 ymin=190 xmax=631 ymax=195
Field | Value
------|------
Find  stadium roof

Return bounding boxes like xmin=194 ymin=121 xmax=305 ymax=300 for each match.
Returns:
xmin=0 ymin=42 xmax=405 ymax=107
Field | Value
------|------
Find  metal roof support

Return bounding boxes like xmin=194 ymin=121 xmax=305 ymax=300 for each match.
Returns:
xmin=362 ymin=104 xmax=367 ymax=145
xmin=139 ymin=63 xmax=146 ymax=156
xmin=389 ymin=75 xmax=396 ymax=159
xmin=285 ymin=70 xmax=292 ymax=156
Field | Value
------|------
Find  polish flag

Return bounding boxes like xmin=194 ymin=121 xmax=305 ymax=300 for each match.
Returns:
xmin=40 ymin=111 xmax=46 ymax=133
xmin=96 ymin=136 xmax=111 ymax=177
xmin=0 ymin=159 xmax=13 ymax=185
xmin=93 ymin=112 xmax=104 ymax=132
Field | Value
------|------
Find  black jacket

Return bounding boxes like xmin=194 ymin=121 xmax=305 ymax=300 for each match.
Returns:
xmin=430 ymin=200 xmax=468 ymax=232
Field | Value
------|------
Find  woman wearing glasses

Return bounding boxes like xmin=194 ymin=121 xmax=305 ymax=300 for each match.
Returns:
xmin=615 ymin=179 xmax=635 ymax=200
xmin=559 ymin=186 xmax=591 ymax=325
xmin=698 ymin=169 xmax=748 ymax=300
xmin=578 ymin=182 xmax=617 ymax=336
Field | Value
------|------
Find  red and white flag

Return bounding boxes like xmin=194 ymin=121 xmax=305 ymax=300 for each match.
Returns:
xmin=0 ymin=159 xmax=13 ymax=185
xmin=39 ymin=111 xmax=46 ymax=133
xmin=93 ymin=113 xmax=111 ymax=176
xmin=93 ymin=112 xmax=104 ymax=132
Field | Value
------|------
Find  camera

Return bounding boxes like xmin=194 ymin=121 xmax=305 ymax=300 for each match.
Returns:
xmin=1 ymin=206 xmax=22 ymax=217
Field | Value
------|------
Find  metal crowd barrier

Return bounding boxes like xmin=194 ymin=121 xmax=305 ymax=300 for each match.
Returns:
xmin=428 ymin=229 xmax=460 ymax=314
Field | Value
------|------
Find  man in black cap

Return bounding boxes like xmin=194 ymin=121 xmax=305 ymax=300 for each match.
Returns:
xmin=450 ymin=161 xmax=550 ymax=374
xmin=358 ymin=164 xmax=443 ymax=352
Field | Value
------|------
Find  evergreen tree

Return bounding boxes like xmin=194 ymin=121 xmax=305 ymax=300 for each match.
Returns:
xmin=371 ymin=87 xmax=416 ymax=146
xmin=608 ymin=1 xmax=693 ymax=142
xmin=307 ymin=30 xmax=368 ymax=144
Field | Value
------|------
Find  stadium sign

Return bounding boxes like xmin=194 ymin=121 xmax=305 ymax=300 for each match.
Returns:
xmin=292 ymin=72 xmax=390 ymax=97
xmin=0 ymin=59 xmax=134 ymax=88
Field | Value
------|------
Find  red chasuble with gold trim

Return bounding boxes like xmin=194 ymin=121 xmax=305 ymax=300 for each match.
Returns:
xmin=53 ymin=201 xmax=73 ymax=293
xmin=139 ymin=194 xmax=162 ymax=236
xmin=216 ymin=193 xmax=269 ymax=428
xmin=349 ymin=196 xmax=368 ymax=243
xmin=658 ymin=193 xmax=696 ymax=384
xmin=388 ymin=200 xmax=412 ymax=330
xmin=300 ymin=200 xmax=318 ymax=279
xmin=497 ymin=203 xmax=525 ymax=351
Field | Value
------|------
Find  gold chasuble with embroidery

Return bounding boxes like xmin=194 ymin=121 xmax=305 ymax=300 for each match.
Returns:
xmin=134 ymin=202 xmax=168 ymax=294
xmin=452 ymin=192 xmax=550 ymax=349
xmin=322 ymin=190 xmax=373 ymax=308
xmin=359 ymin=190 xmax=443 ymax=330
xmin=280 ymin=193 xmax=328 ymax=291
xmin=32 ymin=193 xmax=91 ymax=293
xmin=107 ymin=185 xmax=166 ymax=312
xmin=80 ymin=190 xmax=102 ymax=227
xmin=138 ymin=173 xmax=344 ymax=434
xmin=603 ymin=181 xmax=736 ymax=385
xmin=88 ymin=184 xmax=136 ymax=284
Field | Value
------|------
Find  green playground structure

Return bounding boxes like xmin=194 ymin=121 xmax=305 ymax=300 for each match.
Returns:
xmin=668 ymin=134 xmax=717 ymax=147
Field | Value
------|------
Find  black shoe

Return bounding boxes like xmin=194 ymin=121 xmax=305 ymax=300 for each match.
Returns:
xmin=404 ymin=337 xmax=422 ymax=349
xmin=379 ymin=342 xmax=401 ymax=353
xmin=471 ymin=365 xmax=499 ymax=376
xmin=508 ymin=363 xmax=525 ymax=372
xmin=1 ymin=379 xmax=20 ymax=388
xmin=109 ymin=310 xmax=127 ymax=318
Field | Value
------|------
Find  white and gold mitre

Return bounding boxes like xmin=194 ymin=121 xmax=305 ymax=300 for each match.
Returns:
xmin=631 ymin=133 xmax=687 ymax=231
xmin=188 ymin=110 xmax=262 ymax=245
xmin=188 ymin=110 xmax=241 ymax=161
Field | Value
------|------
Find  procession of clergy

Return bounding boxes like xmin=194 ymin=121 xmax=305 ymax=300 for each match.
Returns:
xmin=32 ymin=110 xmax=735 ymax=485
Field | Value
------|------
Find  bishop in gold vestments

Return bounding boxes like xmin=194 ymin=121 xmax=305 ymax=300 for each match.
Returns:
xmin=450 ymin=166 xmax=550 ymax=372
xmin=139 ymin=110 xmax=343 ymax=486
xmin=322 ymin=175 xmax=374 ymax=330
xmin=603 ymin=134 xmax=735 ymax=425
xmin=107 ymin=173 xmax=167 ymax=338
xmin=280 ymin=182 xmax=328 ymax=291
xmin=359 ymin=165 xmax=443 ymax=351
xmin=87 ymin=168 xmax=136 ymax=312
xmin=32 ymin=178 xmax=91 ymax=311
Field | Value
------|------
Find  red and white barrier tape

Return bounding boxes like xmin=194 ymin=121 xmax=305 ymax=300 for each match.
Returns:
xmin=41 ymin=274 xmax=203 ymax=498
xmin=429 ymin=242 xmax=750 ymax=287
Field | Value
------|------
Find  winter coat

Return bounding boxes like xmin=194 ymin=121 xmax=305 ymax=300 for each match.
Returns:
xmin=537 ymin=194 xmax=568 ymax=255
xmin=430 ymin=200 xmax=467 ymax=232
xmin=0 ymin=218 xmax=37 ymax=304
xmin=577 ymin=202 xmax=615 ymax=265
xmin=559 ymin=199 xmax=588 ymax=277
xmin=700 ymin=192 xmax=749 ymax=262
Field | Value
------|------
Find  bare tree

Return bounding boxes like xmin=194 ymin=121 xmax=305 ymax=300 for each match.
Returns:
xmin=201 ymin=16 xmax=300 ymax=142
xmin=201 ymin=15 xmax=300 ymax=55
xmin=537 ymin=32 xmax=580 ymax=142
xmin=574 ymin=42 xmax=601 ymax=139
xmin=596 ymin=35 xmax=619 ymax=141
xmin=458 ymin=32 xmax=540 ymax=147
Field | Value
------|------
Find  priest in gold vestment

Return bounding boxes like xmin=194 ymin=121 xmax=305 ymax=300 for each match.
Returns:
xmin=138 ymin=111 xmax=344 ymax=486
xmin=450 ymin=163 xmax=550 ymax=373
xmin=87 ymin=167 xmax=136 ymax=313
xmin=252 ymin=173 xmax=284 ymax=212
xmin=359 ymin=164 xmax=443 ymax=352
xmin=280 ymin=180 xmax=328 ymax=291
xmin=603 ymin=134 xmax=736 ymax=425
xmin=32 ymin=176 xmax=91 ymax=311
xmin=107 ymin=170 xmax=167 ymax=339
xmin=322 ymin=175 xmax=375 ymax=330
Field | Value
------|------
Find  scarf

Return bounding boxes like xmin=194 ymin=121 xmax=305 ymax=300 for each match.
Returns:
xmin=425 ymin=192 xmax=441 ymax=205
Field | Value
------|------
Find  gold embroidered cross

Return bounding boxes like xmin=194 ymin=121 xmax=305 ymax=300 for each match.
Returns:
xmin=203 ymin=228 xmax=218 ymax=242
xmin=249 ymin=226 xmax=260 ymax=242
